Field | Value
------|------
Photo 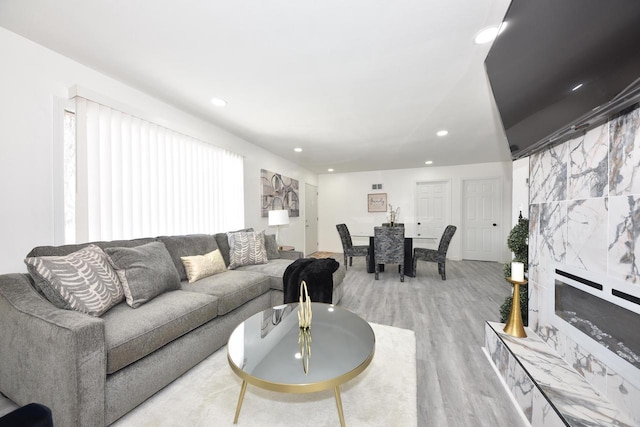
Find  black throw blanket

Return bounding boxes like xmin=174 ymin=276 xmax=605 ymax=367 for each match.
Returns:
xmin=283 ymin=258 xmax=340 ymax=304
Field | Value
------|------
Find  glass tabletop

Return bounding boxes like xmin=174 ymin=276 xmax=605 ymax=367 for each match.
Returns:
xmin=350 ymin=224 xmax=437 ymax=239
xmin=227 ymin=303 xmax=375 ymax=392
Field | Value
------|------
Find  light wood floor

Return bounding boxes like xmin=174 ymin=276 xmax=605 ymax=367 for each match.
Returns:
xmin=337 ymin=256 xmax=527 ymax=427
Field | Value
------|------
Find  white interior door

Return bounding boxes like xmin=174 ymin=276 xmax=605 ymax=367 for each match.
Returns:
xmin=305 ymin=183 xmax=318 ymax=255
xmin=462 ymin=178 xmax=501 ymax=261
xmin=416 ymin=181 xmax=449 ymax=249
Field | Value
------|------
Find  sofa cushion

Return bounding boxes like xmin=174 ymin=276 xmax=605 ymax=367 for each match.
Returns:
xmin=102 ymin=290 xmax=218 ymax=374
xmin=105 ymin=242 xmax=180 ymax=308
xmin=181 ymin=249 xmax=226 ymax=283
xmin=264 ymin=234 xmax=280 ymax=259
xmin=227 ymin=231 xmax=268 ymax=270
xmin=236 ymin=259 xmax=294 ymax=290
xmin=26 ymin=237 xmax=157 ymax=258
xmin=214 ymin=228 xmax=253 ymax=267
xmin=24 ymin=244 xmax=124 ymax=317
xmin=181 ymin=270 xmax=270 ymax=315
xmin=157 ymin=234 xmax=218 ymax=282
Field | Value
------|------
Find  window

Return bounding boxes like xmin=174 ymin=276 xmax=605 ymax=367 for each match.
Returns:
xmin=63 ymin=97 xmax=244 ymax=243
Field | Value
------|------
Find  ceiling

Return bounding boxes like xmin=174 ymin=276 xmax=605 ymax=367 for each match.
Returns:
xmin=0 ymin=0 xmax=512 ymax=174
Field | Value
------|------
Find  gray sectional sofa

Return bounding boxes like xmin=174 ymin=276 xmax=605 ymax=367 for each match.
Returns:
xmin=0 ymin=232 xmax=345 ymax=426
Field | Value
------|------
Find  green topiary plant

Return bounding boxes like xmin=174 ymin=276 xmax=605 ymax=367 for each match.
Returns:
xmin=499 ymin=214 xmax=529 ymax=325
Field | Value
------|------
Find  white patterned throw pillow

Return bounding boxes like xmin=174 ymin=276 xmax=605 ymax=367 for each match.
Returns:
xmin=227 ymin=231 xmax=268 ymax=270
xmin=25 ymin=244 xmax=124 ymax=317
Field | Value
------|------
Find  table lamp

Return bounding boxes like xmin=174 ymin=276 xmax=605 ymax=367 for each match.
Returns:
xmin=268 ymin=209 xmax=289 ymax=248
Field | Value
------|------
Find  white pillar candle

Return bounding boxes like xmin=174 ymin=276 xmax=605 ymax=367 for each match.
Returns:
xmin=512 ymin=262 xmax=524 ymax=282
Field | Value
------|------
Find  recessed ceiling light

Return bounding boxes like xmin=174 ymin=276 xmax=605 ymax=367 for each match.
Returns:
xmin=437 ymin=130 xmax=448 ymax=137
xmin=294 ymin=147 xmax=303 ymax=152
xmin=474 ymin=26 xmax=500 ymax=45
xmin=425 ymin=161 xmax=433 ymax=165
xmin=328 ymin=168 xmax=334 ymax=172
xmin=572 ymin=83 xmax=583 ymax=91
xmin=210 ymin=97 xmax=227 ymax=107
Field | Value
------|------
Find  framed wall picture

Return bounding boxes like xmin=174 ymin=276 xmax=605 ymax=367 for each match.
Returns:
xmin=260 ymin=169 xmax=300 ymax=217
xmin=367 ymin=193 xmax=387 ymax=212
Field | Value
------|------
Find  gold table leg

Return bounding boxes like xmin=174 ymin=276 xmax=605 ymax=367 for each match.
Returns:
xmin=233 ymin=380 xmax=248 ymax=424
xmin=334 ymin=386 xmax=346 ymax=427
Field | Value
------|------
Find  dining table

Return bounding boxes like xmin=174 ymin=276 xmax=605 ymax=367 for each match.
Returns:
xmin=351 ymin=225 xmax=437 ymax=278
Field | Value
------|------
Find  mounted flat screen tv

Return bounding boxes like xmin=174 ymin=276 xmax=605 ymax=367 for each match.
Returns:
xmin=485 ymin=0 xmax=640 ymax=159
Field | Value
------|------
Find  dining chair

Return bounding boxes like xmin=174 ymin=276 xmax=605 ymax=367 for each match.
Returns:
xmin=413 ymin=225 xmax=457 ymax=280
xmin=336 ymin=224 xmax=369 ymax=270
xmin=374 ymin=226 xmax=405 ymax=282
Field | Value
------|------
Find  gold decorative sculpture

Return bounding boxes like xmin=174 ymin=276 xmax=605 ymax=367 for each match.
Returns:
xmin=298 ymin=281 xmax=312 ymax=328
xmin=503 ymin=277 xmax=528 ymax=338
xmin=298 ymin=281 xmax=312 ymax=373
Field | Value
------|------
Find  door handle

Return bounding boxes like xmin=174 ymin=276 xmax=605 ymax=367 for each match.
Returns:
xmin=493 ymin=223 xmax=497 ymax=227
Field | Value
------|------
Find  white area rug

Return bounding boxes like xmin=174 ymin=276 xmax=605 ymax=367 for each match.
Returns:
xmin=113 ymin=323 xmax=417 ymax=427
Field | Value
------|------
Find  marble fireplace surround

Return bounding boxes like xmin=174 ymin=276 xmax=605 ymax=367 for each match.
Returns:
xmin=527 ymin=105 xmax=640 ymax=424
xmin=549 ymin=263 xmax=640 ymax=391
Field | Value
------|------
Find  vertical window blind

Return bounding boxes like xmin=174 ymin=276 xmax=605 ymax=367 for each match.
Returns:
xmin=73 ymin=97 xmax=244 ymax=242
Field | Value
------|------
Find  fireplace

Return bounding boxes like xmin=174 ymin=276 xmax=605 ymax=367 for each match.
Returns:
xmin=550 ymin=264 xmax=640 ymax=388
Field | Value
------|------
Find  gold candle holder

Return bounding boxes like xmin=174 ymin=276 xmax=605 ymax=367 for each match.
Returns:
xmin=503 ymin=277 xmax=528 ymax=338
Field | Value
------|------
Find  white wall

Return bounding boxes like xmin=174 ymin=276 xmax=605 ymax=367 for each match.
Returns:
xmin=318 ymin=162 xmax=513 ymax=261
xmin=0 ymin=27 xmax=316 ymax=273
xmin=511 ymin=157 xmax=530 ymax=226
xmin=244 ymin=161 xmax=317 ymax=254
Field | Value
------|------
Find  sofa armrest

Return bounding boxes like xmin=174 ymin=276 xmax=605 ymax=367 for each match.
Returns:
xmin=0 ymin=274 xmax=106 ymax=427
xmin=278 ymin=250 xmax=303 ymax=260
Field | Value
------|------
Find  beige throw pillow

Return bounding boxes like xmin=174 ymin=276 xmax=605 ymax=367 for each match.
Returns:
xmin=181 ymin=249 xmax=226 ymax=283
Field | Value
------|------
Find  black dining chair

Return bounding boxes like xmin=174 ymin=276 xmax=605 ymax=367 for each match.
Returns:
xmin=336 ymin=224 xmax=369 ymax=270
xmin=374 ymin=226 xmax=405 ymax=282
xmin=413 ymin=225 xmax=457 ymax=280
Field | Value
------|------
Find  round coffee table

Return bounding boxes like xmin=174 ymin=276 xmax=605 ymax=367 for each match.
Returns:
xmin=227 ymin=303 xmax=375 ymax=426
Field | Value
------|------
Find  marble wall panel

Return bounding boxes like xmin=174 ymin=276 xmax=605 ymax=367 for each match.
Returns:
xmin=606 ymin=373 xmax=640 ymax=425
xmin=537 ymin=323 xmax=567 ymax=361
xmin=537 ymin=202 xmax=567 ymax=283
xmin=506 ymin=358 xmax=534 ymax=423
xmin=528 ymin=280 xmax=540 ymax=331
xmin=569 ymin=124 xmax=609 ymax=199
xmin=610 ymin=107 xmax=640 ymax=196
xmin=529 ymin=105 xmax=640 ymax=424
xmin=531 ymin=390 xmax=566 ymax=427
xmin=565 ymin=339 xmax=608 ymax=392
xmin=488 ymin=327 xmax=510 ymax=378
xmin=566 ymin=198 xmax=608 ymax=274
xmin=608 ymin=195 xmax=640 ymax=283
xmin=528 ymin=204 xmax=541 ymax=284
xmin=530 ymin=143 xmax=568 ymax=204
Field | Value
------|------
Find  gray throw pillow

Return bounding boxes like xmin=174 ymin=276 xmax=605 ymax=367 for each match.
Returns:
xmin=24 ymin=244 xmax=124 ymax=317
xmin=227 ymin=231 xmax=268 ymax=270
xmin=264 ymin=234 xmax=281 ymax=259
xmin=105 ymin=241 xmax=180 ymax=308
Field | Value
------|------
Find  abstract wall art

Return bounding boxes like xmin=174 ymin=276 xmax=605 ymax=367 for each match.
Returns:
xmin=261 ymin=169 xmax=300 ymax=217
